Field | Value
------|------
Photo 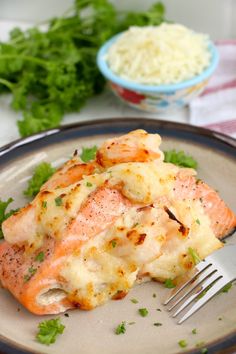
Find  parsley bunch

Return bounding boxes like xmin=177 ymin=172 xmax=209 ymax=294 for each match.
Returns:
xmin=0 ymin=0 xmax=166 ymax=137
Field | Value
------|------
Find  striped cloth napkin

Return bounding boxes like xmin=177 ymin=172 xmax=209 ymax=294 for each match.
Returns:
xmin=190 ymin=40 xmax=236 ymax=138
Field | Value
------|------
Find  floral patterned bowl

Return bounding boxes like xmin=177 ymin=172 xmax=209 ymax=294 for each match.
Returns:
xmin=97 ymin=34 xmax=219 ymax=113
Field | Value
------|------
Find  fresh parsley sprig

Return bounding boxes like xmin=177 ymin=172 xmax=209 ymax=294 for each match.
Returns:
xmin=0 ymin=198 xmax=19 ymax=239
xmin=80 ymin=146 xmax=97 ymax=163
xmin=24 ymin=162 xmax=55 ymax=197
xmin=164 ymin=149 xmax=197 ymax=169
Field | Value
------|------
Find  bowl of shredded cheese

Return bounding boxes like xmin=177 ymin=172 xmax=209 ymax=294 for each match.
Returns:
xmin=97 ymin=23 xmax=219 ymax=112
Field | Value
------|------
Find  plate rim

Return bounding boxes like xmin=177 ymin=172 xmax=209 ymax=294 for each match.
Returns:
xmin=0 ymin=118 xmax=235 ymax=159
xmin=0 ymin=117 xmax=235 ymax=354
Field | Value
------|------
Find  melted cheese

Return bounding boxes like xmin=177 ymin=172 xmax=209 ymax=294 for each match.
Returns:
xmin=143 ymin=200 xmax=222 ymax=281
xmin=108 ymin=161 xmax=183 ymax=203
xmin=35 ymin=161 xmax=190 ymax=242
xmin=60 ymin=199 xmax=220 ymax=309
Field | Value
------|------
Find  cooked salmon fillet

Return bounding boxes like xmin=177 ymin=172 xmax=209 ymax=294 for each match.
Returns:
xmin=0 ymin=130 xmax=235 ymax=315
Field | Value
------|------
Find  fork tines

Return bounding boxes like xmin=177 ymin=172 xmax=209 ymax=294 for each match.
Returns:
xmin=163 ymin=258 xmax=231 ymax=324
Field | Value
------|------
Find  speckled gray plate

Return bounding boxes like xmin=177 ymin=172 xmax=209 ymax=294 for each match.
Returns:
xmin=0 ymin=118 xmax=235 ymax=354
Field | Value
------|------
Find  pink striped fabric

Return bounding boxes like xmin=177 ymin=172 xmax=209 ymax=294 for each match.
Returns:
xmin=190 ymin=40 xmax=236 ymax=138
xmin=201 ymin=79 xmax=236 ymax=97
xmin=205 ymin=119 xmax=236 ymax=134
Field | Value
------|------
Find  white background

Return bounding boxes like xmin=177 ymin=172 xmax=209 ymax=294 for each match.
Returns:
xmin=0 ymin=0 xmax=236 ymax=39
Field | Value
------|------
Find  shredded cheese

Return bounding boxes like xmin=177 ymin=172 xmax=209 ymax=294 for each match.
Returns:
xmin=107 ymin=23 xmax=211 ymax=85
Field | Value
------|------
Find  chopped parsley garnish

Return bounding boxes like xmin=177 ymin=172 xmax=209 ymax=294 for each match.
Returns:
xmin=196 ymin=219 xmax=201 ymax=225
xmin=164 ymin=278 xmax=176 ymax=288
xmin=192 ymin=328 xmax=197 ymax=334
xmin=196 ymin=342 xmax=208 ymax=353
xmin=86 ymin=182 xmax=93 ymax=187
xmin=197 ymin=285 xmax=212 ymax=299
xmin=42 ymin=201 xmax=47 ymax=208
xmin=55 ymin=197 xmax=63 ymax=206
xmin=218 ymin=317 xmax=222 ymax=321
xmin=221 ymin=282 xmax=232 ymax=293
xmin=188 ymin=247 xmax=201 ymax=265
xmin=24 ymin=266 xmax=37 ymax=282
xmin=164 ymin=150 xmax=197 ymax=169
xmin=152 ymin=293 xmax=157 ymax=298
xmin=0 ymin=198 xmax=18 ymax=239
xmin=36 ymin=318 xmax=65 ymax=345
xmin=153 ymin=322 xmax=162 ymax=327
xmin=29 ymin=266 xmax=37 ymax=274
xmin=130 ymin=298 xmax=138 ymax=304
xmin=111 ymin=240 xmax=117 ymax=248
xmin=178 ymin=339 xmax=187 ymax=348
xmin=156 ymin=308 xmax=162 ymax=312
xmin=138 ymin=308 xmax=148 ymax=317
xmin=115 ymin=321 xmax=126 ymax=335
xmin=201 ymin=349 xmax=208 ymax=354
xmin=24 ymin=162 xmax=55 ymax=197
xmin=35 ymin=251 xmax=45 ymax=262
xmin=24 ymin=274 xmax=31 ymax=282
xmin=128 ymin=322 xmax=135 ymax=325
xmin=196 ymin=341 xmax=206 ymax=348
xmin=80 ymin=146 xmax=97 ymax=162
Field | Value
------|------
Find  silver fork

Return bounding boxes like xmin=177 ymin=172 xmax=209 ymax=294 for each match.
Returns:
xmin=163 ymin=244 xmax=236 ymax=324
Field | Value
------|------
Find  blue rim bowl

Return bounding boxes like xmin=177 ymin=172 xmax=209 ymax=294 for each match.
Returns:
xmin=97 ymin=32 xmax=219 ymax=93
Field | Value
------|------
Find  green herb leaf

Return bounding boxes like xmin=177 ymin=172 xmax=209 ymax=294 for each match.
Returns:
xmin=24 ymin=266 xmax=37 ymax=282
xmin=196 ymin=341 xmax=206 ymax=348
xmin=42 ymin=201 xmax=47 ymax=208
xmin=115 ymin=321 xmax=126 ymax=335
xmin=130 ymin=298 xmax=138 ymax=304
xmin=164 ymin=278 xmax=176 ymax=289
xmin=86 ymin=182 xmax=93 ymax=187
xmin=128 ymin=321 xmax=135 ymax=325
xmin=36 ymin=318 xmax=65 ymax=345
xmin=178 ymin=339 xmax=187 ymax=348
xmin=201 ymin=349 xmax=208 ymax=354
xmin=55 ymin=197 xmax=63 ymax=206
xmin=197 ymin=285 xmax=213 ymax=299
xmin=153 ymin=322 xmax=162 ymax=326
xmin=221 ymin=282 xmax=232 ymax=293
xmin=188 ymin=247 xmax=201 ymax=265
xmin=196 ymin=219 xmax=201 ymax=225
xmin=35 ymin=251 xmax=45 ymax=262
xmin=24 ymin=162 xmax=55 ymax=197
xmin=110 ymin=239 xmax=117 ymax=248
xmin=0 ymin=198 xmax=18 ymax=239
xmin=164 ymin=150 xmax=197 ymax=169
xmin=192 ymin=328 xmax=197 ymax=334
xmin=138 ymin=308 xmax=148 ymax=317
xmin=80 ymin=146 xmax=97 ymax=162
